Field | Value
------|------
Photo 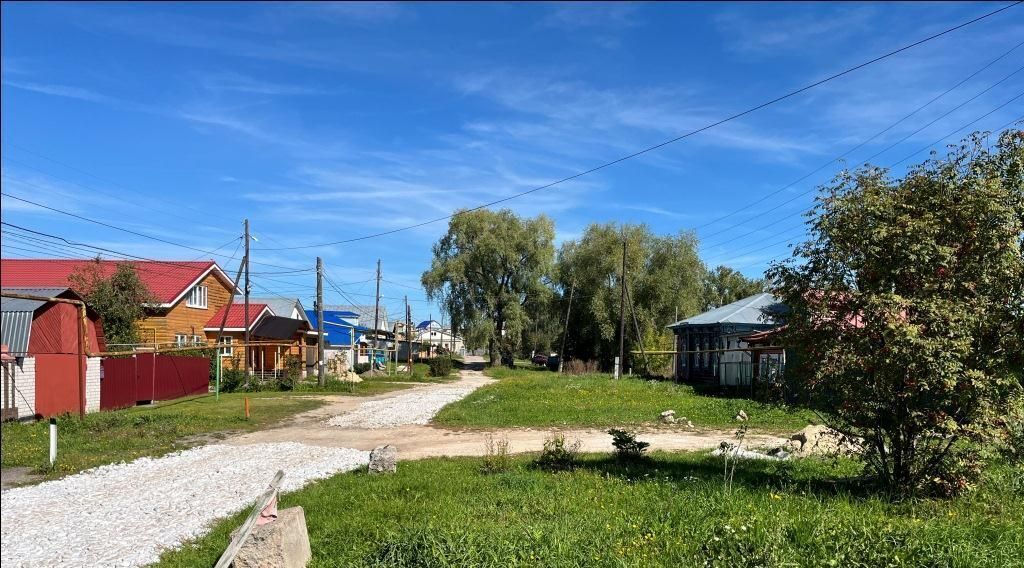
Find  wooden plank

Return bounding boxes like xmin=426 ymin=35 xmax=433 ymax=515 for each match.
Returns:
xmin=214 ymin=470 xmax=285 ymax=568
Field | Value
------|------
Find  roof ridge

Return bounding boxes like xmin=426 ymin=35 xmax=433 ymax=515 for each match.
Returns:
xmin=718 ymin=292 xmax=769 ymax=322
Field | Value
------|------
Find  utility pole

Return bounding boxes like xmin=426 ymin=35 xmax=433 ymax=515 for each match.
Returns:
xmin=243 ymin=218 xmax=251 ymax=378
xmin=372 ymin=258 xmax=381 ymax=372
xmin=625 ymin=277 xmax=646 ymax=362
xmin=617 ymin=238 xmax=626 ymax=379
xmin=558 ymin=279 xmax=575 ymax=374
xmin=316 ymin=257 xmax=325 ymax=386
xmin=405 ymin=295 xmax=412 ymax=375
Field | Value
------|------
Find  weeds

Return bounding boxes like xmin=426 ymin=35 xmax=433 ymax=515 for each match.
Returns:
xmin=481 ymin=435 xmax=512 ymax=474
xmin=535 ymin=434 xmax=581 ymax=472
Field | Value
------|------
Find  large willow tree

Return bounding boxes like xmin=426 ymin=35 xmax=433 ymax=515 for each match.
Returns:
xmin=555 ymin=223 xmax=705 ymax=370
xmin=422 ymin=209 xmax=555 ymax=366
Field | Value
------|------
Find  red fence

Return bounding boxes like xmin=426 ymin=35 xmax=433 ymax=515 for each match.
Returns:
xmin=101 ymin=354 xmax=209 ymax=410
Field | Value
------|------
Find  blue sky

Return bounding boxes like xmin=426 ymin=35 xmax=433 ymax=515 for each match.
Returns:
xmin=2 ymin=2 xmax=1022 ymax=320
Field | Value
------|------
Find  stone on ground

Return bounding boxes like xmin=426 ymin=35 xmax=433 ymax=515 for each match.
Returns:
xmin=734 ymin=409 xmax=749 ymax=422
xmin=338 ymin=370 xmax=362 ymax=383
xmin=791 ymin=424 xmax=859 ymax=455
xmin=368 ymin=445 xmax=397 ymax=474
xmin=659 ymin=410 xmax=676 ymax=424
xmin=231 ymin=506 xmax=312 ymax=568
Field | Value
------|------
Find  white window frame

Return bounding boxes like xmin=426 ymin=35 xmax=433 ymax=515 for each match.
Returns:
xmin=186 ymin=285 xmax=208 ymax=309
xmin=219 ymin=336 xmax=233 ymax=357
xmin=175 ymin=334 xmax=189 ymax=347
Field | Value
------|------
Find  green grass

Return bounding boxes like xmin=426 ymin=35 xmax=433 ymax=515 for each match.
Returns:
xmin=0 ymin=392 xmax=325 ymax=479
xmin=434 ymin=368 xmax=816 ymax=431
xmin=156 ymin=453 xmax=1024 ymax=567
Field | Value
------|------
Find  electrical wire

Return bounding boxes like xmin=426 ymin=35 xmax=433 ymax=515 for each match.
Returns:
xmin=248 ymin=2 xmax=1021 ymax=252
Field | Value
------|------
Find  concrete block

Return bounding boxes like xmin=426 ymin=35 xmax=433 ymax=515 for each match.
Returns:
xmin=231 ymin=506 xmax=311 ymax=568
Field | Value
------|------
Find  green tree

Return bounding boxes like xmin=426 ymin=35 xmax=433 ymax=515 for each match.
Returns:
xmin=422 ymin=209 xmax=555 ymax=366
xmin=702 ymin=265 xmax=765 ymax=310
xmin=555 ymin=223 xmax=704 ymax=369
xmin=69 ymin=259 xmax=154 ymax=346
xmin=768 ymin=130 xmax=1024 ymax=496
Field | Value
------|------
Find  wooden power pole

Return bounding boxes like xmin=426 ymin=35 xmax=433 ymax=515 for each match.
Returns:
xmin=617 ymin=238 xmax=626 ymax=378
xmin=243 ymin=218 xmax=251 ymax=378
xmin=559 ymin=279 xmax=575 ymax=374
xmin=316 ymin=256 xmax=325 ymax=386
xmin=372 ymin=259 xmax=381 ymax=370
xmin=405 ymin=295 xmax=412 ymax=375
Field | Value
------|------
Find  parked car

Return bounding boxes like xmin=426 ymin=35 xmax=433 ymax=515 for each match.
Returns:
xmin=531 ymin=354 xmax=548 ymax=366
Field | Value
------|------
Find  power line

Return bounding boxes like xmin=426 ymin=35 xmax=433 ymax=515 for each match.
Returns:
xmin=0 ymin=153 xmax=226 ymax=228
xmin=0 ymin=142 xmax=225 ymax=224
xmin=701 ymin=83 xmax=1024 ymax=254
xmin=0 ymin=189 xmax=306 ymax=271
xmin=694 ymin=40 xmax=1024 ymax=238
xmin=713 ymin=113 xmax=1024 ymax=273
xmin=248 ymin=2 xmax=1020 ymax=252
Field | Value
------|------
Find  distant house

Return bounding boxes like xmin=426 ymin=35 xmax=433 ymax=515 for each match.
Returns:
xmin=0 ymin=259 xmax=319 ymax=376
xmin=667 ymin=292 xmax=787 ymax=386
xmin=414 ymin=319 xmax=465 ymax=355
xmin=0 ymin=287 xmax=106 ymax=418
xmin=210 ymin=298 xmax=317 ymax=375
xmin=0 ymin=258 xmax=237 ymax=348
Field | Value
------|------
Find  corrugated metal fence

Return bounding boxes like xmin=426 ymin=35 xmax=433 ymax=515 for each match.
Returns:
xmin=101 ymin=353 xmax=209 ymax=410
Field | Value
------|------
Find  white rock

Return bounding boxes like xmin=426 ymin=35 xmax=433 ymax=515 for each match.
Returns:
xmin=0 ymin=443 xmax=368 ymax=568
xmin=327 ymin=385 xmax=478 ymax=429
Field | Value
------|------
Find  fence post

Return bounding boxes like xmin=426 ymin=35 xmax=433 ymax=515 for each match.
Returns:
xmin=216 ymin=352 xmax=222 ymax=401
xmin=48 ymin=418 xmax=57 ymax=466
xmin=613 ymin=356 xmax=620 ymax=380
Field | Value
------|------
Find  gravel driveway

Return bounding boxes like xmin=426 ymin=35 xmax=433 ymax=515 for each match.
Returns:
xmin=326 ymin=384 xmax=480 ymax=428
xmin=0 ymin=442 xmax=368 ymax=568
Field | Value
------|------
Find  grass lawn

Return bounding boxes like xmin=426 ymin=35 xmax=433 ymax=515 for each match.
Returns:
xmin=156 ymin=453 xmax=1023 ymax=567
xmin=0 ymin=391 xmax=326 ymax=479
xmin=294 ymin=376 xmax=418 ymax=396
xmin=434 ymin=367 xmax=816 ymax=431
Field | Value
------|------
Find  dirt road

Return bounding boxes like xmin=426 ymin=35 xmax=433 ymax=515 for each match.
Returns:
xmin=230 ymin=357 xmax=789 ymax=459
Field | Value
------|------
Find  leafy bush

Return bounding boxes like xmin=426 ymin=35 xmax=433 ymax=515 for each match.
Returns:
xmin=480 ymin=435 xmax=512 ymax=474
xmin=562 ymin=359 xmax=599 ymax=375
xmin=535 ymin=434 xmax=580 ymax=472
xmin=428 ymin=357 xmax=453 ymax=377
xmin=607 ymin=428 xmax=649 ymax=462
xmin=354 ymin=362 xmax=372 ymax=374
xmin=768 ymin=131 xmax=1024 ymax=496
xmin=218 ymin=368 xmax=248 ymax=393
xmin=999 ymin=393 xmax=1024 ymax=464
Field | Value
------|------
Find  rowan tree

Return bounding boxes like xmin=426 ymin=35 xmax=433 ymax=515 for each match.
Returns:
xmin=769 ymin=129 xmax=1024 ymax=496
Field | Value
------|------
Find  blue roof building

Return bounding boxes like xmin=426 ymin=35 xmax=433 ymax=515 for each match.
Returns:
xmin=305 ymin=309 xmax=369 ymax=348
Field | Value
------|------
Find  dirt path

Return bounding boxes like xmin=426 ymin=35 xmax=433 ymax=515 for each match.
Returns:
xmin=230 ymin=357 xmax=789 ymax=459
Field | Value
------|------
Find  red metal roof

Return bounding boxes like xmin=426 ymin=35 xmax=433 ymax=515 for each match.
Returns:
xmin=205 ymin=303 xmax=270 ymax=329
xmin=0 ymin=259 xmax=232 ymax=305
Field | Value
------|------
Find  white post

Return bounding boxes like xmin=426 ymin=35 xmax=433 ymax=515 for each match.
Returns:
xmin=613 ymin=356 xmax=620 ymax=380
xmin=48 ymin=418 xmax=57 ymax=466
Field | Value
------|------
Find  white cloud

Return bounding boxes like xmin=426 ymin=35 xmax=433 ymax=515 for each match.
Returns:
xmin=713 ymin=5 xmax=876 ymax=55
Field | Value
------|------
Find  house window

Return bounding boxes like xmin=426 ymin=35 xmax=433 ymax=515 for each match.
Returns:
xmin=186 ymin=285 xmax=208 ymax=309
xmin=219 ymin=337 xmax=233 ymax=357
xmin=175 ymin=334 xmax=204 ymax=347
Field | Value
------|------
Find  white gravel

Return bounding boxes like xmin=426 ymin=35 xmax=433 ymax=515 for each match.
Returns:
xmin=0 ymin=442 xmax=368 ymax=568
xmin=327 ymin=385 xmax=478 ymax=428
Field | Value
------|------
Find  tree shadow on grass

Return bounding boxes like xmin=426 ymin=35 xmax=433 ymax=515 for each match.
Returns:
xmin=571 ymin=453 xmax=878 ymax=500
